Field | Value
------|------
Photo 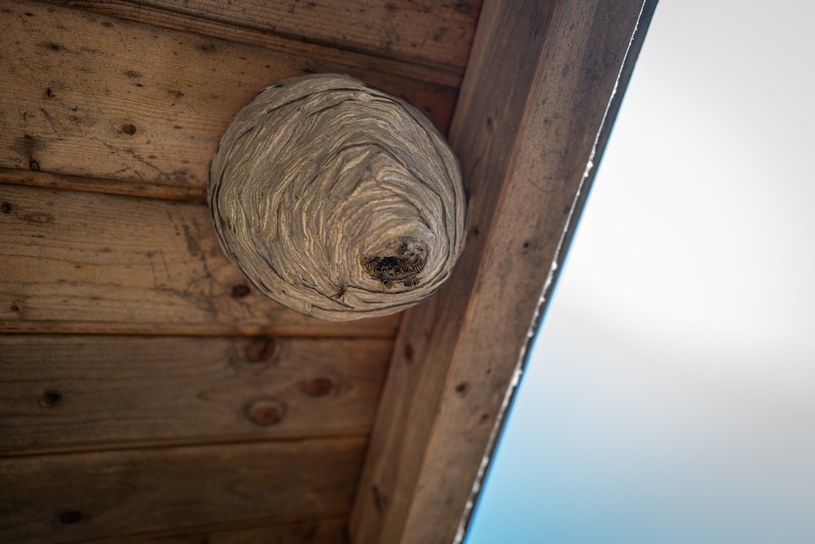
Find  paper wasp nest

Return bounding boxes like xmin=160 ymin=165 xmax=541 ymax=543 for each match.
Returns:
xmin=209 ymin=74 xmax=466 ymax=321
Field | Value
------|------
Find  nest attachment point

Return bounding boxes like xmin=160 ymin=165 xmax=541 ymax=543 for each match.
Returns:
xmin=208 ymin=74 xmax=466 ymax=321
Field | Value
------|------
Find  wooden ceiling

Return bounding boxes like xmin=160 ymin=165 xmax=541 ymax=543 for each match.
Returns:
xmin=0 ymin=1 xmax=650 ymax=542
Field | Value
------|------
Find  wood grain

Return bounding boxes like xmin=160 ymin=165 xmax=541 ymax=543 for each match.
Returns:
xmin=0 ymin=183 xmax=400 ymax=336
xmin=350 ymin=0 xmax=648 ymax=542
xmin=0 ymin=0 xmax=458 ymax=196
xmin=0 ymin=438 xmax=363 ymax=543
xmin=139 ymin=517 xmax=346 ymax=544
xmin=57 ymin=0 xmax=480 ymax=70
xmin=0 ymin=335 xmax=391 ymax=454
xmin=51 ymin=0 xmax=474 ymax=86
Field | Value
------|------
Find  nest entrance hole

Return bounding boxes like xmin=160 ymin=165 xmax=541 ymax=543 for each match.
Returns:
xmin=363 ymin=238 xmax=428 ymax=289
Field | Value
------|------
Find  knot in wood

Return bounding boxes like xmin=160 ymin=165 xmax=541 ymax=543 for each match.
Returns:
xmin=209 ymin=74 xmax=466 ymax=320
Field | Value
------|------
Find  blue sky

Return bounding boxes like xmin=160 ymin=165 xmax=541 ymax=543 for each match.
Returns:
xmin=466 ymin=1 xmax=815 ymax=542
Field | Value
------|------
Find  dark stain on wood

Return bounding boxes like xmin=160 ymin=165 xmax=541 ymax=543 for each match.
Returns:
xmin=371 ymin=484 xmax=388 ymax=514
xmin=433 ymin=27 xmax=450 ymax=42
xmin=40 ymin=41 xmax=62 ymax=52
xmin=22 ymin=211 xmax=54 ymax=224
xmin=455 ymin=2 xmax=476 ymax=16
xmin=181 ymin=223 xmax=201 ymax=256
xmin=57 ymin=510 xmax=83 ymax=525
xmin=15 ymin=134 xmax=42 ymax=166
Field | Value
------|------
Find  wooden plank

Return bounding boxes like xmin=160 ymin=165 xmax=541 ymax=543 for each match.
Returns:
xmin=140 ymin=517 xmax=346 ymax=544
xmin=0 ymin=335 xmax=391 ymax=454
xmin=51 ymin=0 xmax=466 ymax=87
xmin=0 ymin=183 xmax=400 ymax=336
xmin=0 ymin=438 xmax=363 ymax=543
xmin=0 ymin=0 xmax=458 ymax=196
xmin=42 ymin=514 xmax=346 ymax=543
xmin=350 ymin=1 xmax=649 ymax=543
xmin=56 ymin=0 xmax=480 ymax=72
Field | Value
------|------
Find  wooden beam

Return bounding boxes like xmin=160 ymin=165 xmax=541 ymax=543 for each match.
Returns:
xmin=51 ymin=0 xmax=479 ymax=85
xmin=0 ymin=183 xmax=399 ymax=336
xmin=0 ymin=437 xmax=362 ymax=543
xmin=0 ymin=335 xmax=391 ymax=454
xmin=0 ymin=0 xmax=457 ymax=196
xmin=349 ymin=0 xmax=649 ymax=542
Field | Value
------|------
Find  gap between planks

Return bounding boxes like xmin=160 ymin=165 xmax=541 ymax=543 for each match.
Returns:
xmin=0 ymin=167 xmax=207 ymax=203
xmin=0 ymin=429 xmax=372 ymax=459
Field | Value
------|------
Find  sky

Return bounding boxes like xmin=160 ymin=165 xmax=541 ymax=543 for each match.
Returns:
xmin=466 ymin=1 xmax=815 ymax=542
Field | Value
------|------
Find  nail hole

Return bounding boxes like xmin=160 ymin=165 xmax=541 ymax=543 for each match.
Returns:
xmin=10 ymin=304 xmax=20 ymax=312
xmin=231 ymin=283 xmax=251 ymax=298
xmin=40 ymin=389 xmax=62 ymax=407
xmin=455 ymin=381 xmax=469 ymax=396
xmin=29 ymin=160 xmax=40 ymax=171
xmin=1 ymin=202 xmax=11 ymax=214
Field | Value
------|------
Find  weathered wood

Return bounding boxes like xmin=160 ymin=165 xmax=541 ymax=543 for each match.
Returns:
xmin=350 ymin=1 xmax=648 ymax=543
xmin=0 ymin=0 xmax=458 ymax=196
xmin=57 ymin=0 xmax=479 ymax=70
xmin=0 ymin=166 xmax=206 ymax=202
xmin=0 ymin=335 xmax=391 ymax=454
xmin=0 ymin=438 xmax=363 ymax=543
xmin=140 ymin=517 xmax=346 ymax=544
xmin=0 ymin=183 xmax=400 ymax=336
xmin=51 ymin=0 xmax=473 ymax=86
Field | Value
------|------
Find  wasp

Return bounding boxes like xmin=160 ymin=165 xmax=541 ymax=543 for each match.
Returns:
xmin=332 ymin=283 xmax=347 ymax=300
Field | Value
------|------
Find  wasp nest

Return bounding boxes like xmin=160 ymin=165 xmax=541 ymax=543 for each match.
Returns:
xmin=209 ymin=74 xmax=466 ymax=321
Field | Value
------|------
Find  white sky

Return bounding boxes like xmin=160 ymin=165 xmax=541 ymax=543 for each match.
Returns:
xmin=468 ymin=1 xmax=815 ymax=542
